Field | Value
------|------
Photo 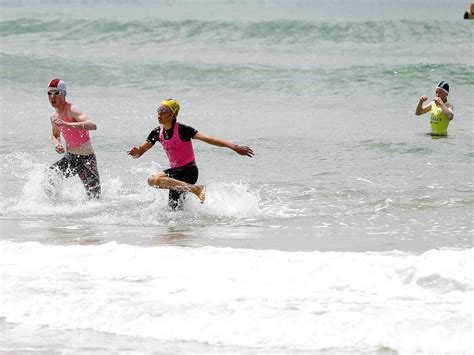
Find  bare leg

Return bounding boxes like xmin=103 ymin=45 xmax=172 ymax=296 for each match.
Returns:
xmin=148 ymin=172 xmax=205 ymax=203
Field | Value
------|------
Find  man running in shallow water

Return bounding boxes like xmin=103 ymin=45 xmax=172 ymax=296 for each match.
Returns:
xmin=47 ymin=78 xmax=101 ymax=198
xmin=128 ymin=99 xmax=254 ymax=210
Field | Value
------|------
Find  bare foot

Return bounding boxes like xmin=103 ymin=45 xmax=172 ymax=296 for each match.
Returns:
xmin=195 ymin=185 xmax=206 ymax=204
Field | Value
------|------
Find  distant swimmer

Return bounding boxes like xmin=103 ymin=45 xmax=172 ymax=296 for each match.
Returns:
xmin=128 ymin=99 xmax=254 ymax=210
xmin=46 ymin=79 xmax=101 ymax=198
xmin=463 ymin=3 xmax=474 ymax=19
xmin=415 ymin=81 xmax=454 ymax=137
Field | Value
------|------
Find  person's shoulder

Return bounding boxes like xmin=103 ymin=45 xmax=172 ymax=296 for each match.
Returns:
xmin=68 ymin=103 xmax=82 ymax=117
xmin=178 ymin=122 xmax=198 ymax=136
xmin=147 ymin=126 xmax=160 ymax=137
xmin=146 ymin=126 xmax=161 ymax=144
xmin=178 ymin=122 xmax=197 ymax=131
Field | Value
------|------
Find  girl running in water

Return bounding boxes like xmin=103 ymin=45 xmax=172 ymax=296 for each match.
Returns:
xmin=128 ymin=99 xmax=254 ymax=210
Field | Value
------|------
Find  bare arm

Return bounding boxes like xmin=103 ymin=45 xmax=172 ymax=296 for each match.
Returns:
xmin=446 ymin=103 xmax=454 ymax=121
xmin=128 ymin=141 xmax=153 ymax=158
xmin=50 ymin=115 xmax=65 ymax=154
xmin=433 ymin=97 xmax=454 ymax=121
xmin=53 ymin=104 xmax=97 ymax=130
xmin=194 ymin=132 xmax=254 ymax=157
xmin=415 ymin=96 xmax=431 ymax=116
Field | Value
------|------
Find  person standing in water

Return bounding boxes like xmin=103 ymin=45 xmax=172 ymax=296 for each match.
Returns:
xmin=47 ymin=78 xmax=101 ymax=198
xmin=128 ymin=99 xmax=254 ymax=210
xmin=415 ymin=80 xmax=454 ymax=136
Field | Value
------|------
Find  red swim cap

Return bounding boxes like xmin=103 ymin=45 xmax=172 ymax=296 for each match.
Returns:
xmin=47 ymin=78 xmax=67 ymax=95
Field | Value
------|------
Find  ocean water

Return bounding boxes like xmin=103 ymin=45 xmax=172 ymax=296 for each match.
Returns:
xmin=1 ymin=0 xmax=473 ymax=354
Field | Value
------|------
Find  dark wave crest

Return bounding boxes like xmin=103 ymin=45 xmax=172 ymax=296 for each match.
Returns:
xmin=2 ymin=53 xmax=473 ymax=95
xmin=1 ymin=18 xmax=472 ymax=44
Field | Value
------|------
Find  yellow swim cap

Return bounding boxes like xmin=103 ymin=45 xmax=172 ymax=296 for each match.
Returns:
xmin=160 ymin=99 xmax=180 ymax=115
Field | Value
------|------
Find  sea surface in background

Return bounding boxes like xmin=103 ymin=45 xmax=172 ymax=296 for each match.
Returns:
xmin=1 ymin=0 xmax=473 ymax=354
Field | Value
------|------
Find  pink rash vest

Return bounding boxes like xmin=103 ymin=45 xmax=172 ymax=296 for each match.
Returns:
xmin=159 ymin=122 xmax=196 ymax=168
xmin=59 ymin=104 xmax=90 ymax=148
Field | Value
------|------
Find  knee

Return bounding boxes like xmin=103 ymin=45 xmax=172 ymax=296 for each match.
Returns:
xmin=148 ymin=174 xmax=165 ymax=187
xmin=147 ymin=175 xmax=156 ymax=186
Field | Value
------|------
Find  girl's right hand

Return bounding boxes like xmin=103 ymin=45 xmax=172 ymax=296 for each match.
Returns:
xmin=419 ymin=95 xmax=428 ymax=103
xmin=127 ymin=147 xmax=141 ymax=158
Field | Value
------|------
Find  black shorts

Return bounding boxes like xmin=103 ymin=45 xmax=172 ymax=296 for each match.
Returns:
xmin=50 ymin=153 xmax=101 ymax=198
xmin=164 ymin=161 xmax=198 ymax=210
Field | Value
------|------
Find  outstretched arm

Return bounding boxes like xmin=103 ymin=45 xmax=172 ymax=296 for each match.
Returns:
xmin=128 ymin=141 xmax=153 ymax=158
xmin=194 ymin=132 xmax=254 ymax=157
xmin=415 ymin=95 xmax=431 ymax=116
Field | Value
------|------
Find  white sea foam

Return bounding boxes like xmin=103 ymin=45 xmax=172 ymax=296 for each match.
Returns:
xmin=0 ymin=152 xmax=272 ymax=224
xmin=0 ymin=240 xmax=472 ymax=354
